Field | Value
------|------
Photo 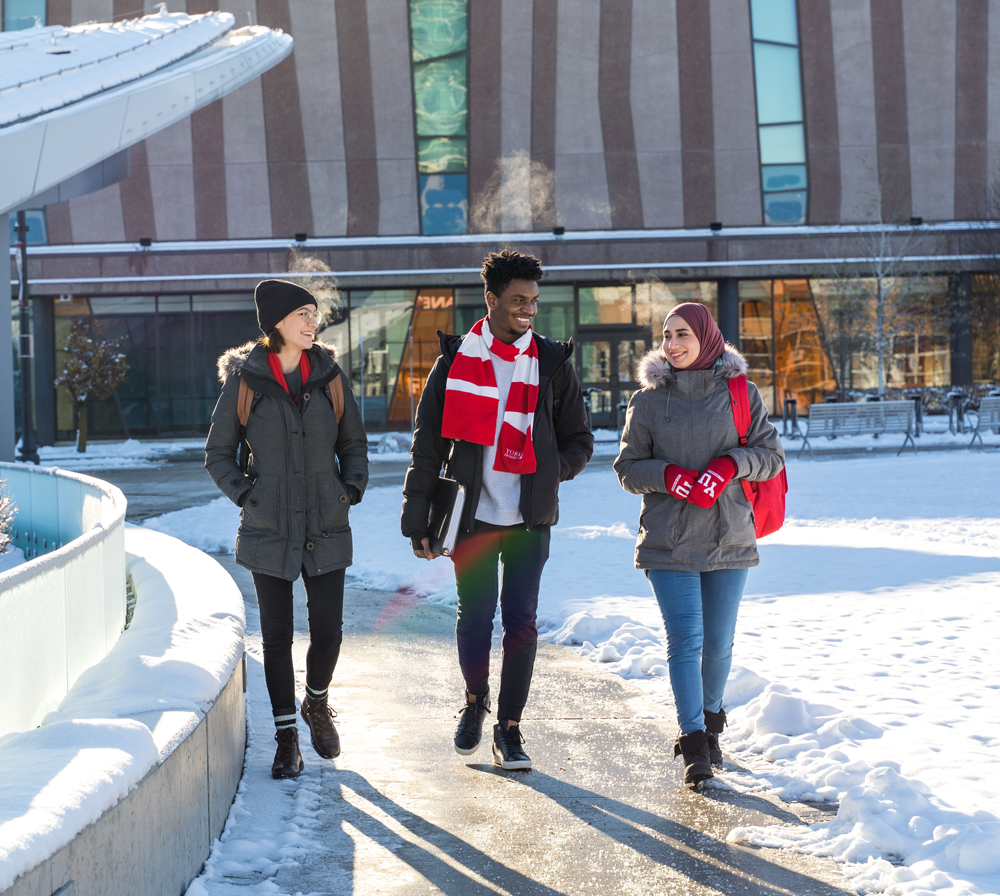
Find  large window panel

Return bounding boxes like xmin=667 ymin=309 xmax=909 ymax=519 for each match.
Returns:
xmin=535 ymin=285 xmax=574 ymax=341
xmin=761 ymin=164 xmax=807 ymax=192
xmin=419 ymin=174 xmax=468 ymax=235
xmin=578 ymin=286 xmax=634 ymax=326
xmin=413 ymin=56 xmax=468 ymax=136
xmin=417 ymin=137 xmax=468 ymax=174
xmin=749 ymin=0 xmax=798 ymax=45
xmin=763 ymin=191 xmax=807 ymax=225
xmin=758 ymin=123 xmax=806 ymax=165
xmin=348 ymin=290 xmax=416 ymax=430
xmin=410 ymin=0 xmax=467 ymax=61
xmin=410 ymin=0 xmax=469 ymax=234
xmin=636 ymin=282 xmax=718 ymax=332
xmin=752 ymin=43 xmax=803 ymax=124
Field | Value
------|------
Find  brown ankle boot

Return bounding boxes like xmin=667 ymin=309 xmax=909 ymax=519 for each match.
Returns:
xmin=272 ymin=727 xmax=304 ymax=779
xmin=301 ymin=695 xmax=341 ymax=759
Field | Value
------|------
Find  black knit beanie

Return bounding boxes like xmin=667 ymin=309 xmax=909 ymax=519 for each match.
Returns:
xmin=254 ymin=279 xmax=317 ymax=334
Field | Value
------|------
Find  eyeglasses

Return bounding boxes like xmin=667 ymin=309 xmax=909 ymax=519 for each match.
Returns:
xmin=298 ymin=309 xmax=322 ymax=324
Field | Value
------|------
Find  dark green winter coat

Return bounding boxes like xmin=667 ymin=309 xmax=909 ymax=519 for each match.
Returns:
xmin=614 ymin=345 xmax=784 ymax=572
xmin=205 ymin=340 xmax=369 ymax=581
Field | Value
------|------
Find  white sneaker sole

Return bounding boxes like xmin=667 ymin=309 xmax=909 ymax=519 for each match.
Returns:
xmin=454 ymin=740 xmax=481 ymax=756
xmin=493 ymin=748 xmax=532 ymax=770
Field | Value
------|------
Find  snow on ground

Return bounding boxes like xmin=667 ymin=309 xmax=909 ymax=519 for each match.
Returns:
xmin=144 ymin=450 xmax=1000 ymax=896
xmin=0 ymin=528 xmax=244 ymax=891
xmin=15 ymin=438 xmax=205 ymax=470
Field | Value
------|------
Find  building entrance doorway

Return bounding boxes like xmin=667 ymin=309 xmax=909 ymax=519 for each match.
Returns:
xmin=575 ymin=330 xmax=650 ymax=429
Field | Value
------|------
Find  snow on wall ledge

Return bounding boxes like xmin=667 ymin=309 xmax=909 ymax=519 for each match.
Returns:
xmin=0 ymin=526 xmax=246 ymax=895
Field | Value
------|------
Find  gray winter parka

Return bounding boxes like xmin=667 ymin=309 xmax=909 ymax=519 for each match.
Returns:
xmin=614 ymin=345 xmax=784 ymax=572
xmin=205 ymin=340 xmax=369 ymax=581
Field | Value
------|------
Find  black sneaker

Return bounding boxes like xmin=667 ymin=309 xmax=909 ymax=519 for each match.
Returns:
xmin=492 ymin=722 xmax=532 ymax=770
xmin=454 ymin=691 xmax=491 ymax=755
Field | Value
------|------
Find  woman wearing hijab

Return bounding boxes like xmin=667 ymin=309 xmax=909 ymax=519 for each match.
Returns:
xmin=614 ymin=303 xmax=784 ymax=785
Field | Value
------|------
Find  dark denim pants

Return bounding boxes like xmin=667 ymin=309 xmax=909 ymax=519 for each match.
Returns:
xmin=646 ymin=568 xmax=748 ymax=735
xmin=452 ymin=522 xmax=551 ymax=722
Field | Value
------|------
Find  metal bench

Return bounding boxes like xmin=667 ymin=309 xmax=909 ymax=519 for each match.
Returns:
xmin=969 ymin=396 xmax=1000 ymax=449
xmin=800 ymin=400 xmax=917 ymax=458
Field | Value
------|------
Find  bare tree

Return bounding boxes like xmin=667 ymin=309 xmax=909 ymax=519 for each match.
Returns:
xmin=54 ymin=319 xmax=130 ymax=452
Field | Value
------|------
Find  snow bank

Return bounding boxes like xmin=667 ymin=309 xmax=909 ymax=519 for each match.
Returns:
xmin=21 ymin=438 xmax=203 ymax=471
xmin=0 ymin=527 xmax=245 ymax=892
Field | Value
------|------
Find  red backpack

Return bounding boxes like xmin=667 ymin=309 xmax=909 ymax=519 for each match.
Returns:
xmin=727 ymin=375 xmax=788 ymax=539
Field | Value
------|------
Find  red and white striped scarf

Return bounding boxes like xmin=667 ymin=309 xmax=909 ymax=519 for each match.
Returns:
xmin=441 ymin=317 xmax=539 ymax=474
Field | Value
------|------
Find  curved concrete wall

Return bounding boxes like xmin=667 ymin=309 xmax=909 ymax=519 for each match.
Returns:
xmin=3 ymin=656 xmax=246 ymax=896
xmin=0 ymin=463 xmax=127 ymax=738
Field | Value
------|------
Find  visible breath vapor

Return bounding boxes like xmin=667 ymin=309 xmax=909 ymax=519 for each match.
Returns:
xmin=470 ymin=150 xmax=556 ymax=232
xmin=287 ymin=250 xmax=344 ymax=326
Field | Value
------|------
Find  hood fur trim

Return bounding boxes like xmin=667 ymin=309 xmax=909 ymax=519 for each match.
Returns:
xmin=216 ymin=340 xmax=338 ymax=383
xmin=636 ymin=344 xmax=748 ymax=389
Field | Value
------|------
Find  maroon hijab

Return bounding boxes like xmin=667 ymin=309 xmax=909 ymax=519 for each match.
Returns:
xmin=663 ymin=302 xmax=726 ymax=371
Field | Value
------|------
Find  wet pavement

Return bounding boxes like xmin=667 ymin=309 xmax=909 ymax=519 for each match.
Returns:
xmin=101 ymin=453 xmax=852 ymax=894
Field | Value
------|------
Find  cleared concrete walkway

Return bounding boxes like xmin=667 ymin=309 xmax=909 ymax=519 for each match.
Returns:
xmin=214 ymin=553 xmax=851 ymax=896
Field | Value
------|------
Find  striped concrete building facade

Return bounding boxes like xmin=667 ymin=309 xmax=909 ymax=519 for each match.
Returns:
xmin=10 ymin=0 xmax=1000 ymax=438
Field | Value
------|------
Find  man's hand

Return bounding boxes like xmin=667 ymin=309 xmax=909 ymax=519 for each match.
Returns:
xmin=664 ymin=464 xmax=697 ymax=500
xmin=688 ymin=457 xmax=737 ymax=508
xmin=415 ymin=537 xmax=443 ymax=561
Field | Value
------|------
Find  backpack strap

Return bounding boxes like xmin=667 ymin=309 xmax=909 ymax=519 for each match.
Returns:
xmin=727 ymin=375 xmax=751 ymax=447
xmin=237 ymin=376 xmax=254 ymax=428
xmin=330 ymin=373 xmax=345 ymax=424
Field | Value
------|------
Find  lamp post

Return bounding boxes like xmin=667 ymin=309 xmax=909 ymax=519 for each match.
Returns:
xmin=14 ymin=211 xmax=39 ymax=465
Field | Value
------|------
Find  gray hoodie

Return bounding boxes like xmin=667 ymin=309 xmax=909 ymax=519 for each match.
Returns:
xmin=614 ymin=345 xmax=784 ymax=572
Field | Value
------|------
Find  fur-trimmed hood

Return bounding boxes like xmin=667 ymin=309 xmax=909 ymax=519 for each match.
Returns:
xmin=636 ymin=344 xmax=748 ymax=390
xmin=216 ymin=339 xmax=339 ymax=383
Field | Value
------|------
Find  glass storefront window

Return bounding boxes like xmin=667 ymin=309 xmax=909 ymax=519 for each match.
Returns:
xmin=971 ymin=276 xmax=1000 ymax=384
xmin=535 ymin=284 xmax=574 ymax=341
xmin=578 ymin=285 xmax=633 ymax=326
xmin=637 ymin=281 xmax=718 ymax=334
xmin=348 ymin=290 xmax=417 ymax=431
xmin=739 ymin=281 xmax=775 ymax=413
xmin=772 ymin=279 xmax=836 ymax=411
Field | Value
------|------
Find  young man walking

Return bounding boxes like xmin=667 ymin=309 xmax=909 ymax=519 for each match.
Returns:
xmin=401 ymin=249 xmax=593 ymax=769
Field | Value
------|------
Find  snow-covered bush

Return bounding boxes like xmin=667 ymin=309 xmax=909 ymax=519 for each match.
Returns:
xmin=54 ymin=320 xmax=129 ymax=453
xmin=0 ymin=482 xmax=13 ymax=556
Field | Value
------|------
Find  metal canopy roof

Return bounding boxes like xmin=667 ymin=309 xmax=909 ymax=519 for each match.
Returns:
xmin=0 ymin=8 xmax=292 ymax=216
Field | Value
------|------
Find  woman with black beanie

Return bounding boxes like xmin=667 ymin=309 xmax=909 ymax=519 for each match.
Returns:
xmin=614 ymin=303 xmax=784 ymax=786
xmin=205 ymin=279 xmax=368 ymax=778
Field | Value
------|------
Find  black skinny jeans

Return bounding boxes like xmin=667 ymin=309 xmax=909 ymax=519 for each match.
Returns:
xmin=252 ymin=566 xmax=345 ymax=722
xmin=452 ymin=522 xmax=550 ymax=722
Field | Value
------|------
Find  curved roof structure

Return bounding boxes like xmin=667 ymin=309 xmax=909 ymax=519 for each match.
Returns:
xmin=0 ymin=7 xmax=292 ymax=215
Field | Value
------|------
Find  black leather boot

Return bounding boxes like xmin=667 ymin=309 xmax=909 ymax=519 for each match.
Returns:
xmin=674 ymin=730 xmax=713 ymax=785
xmin=704 ymin=708 xmax=727 ymax=766
xmin=272 ymin=727 xmax=304 ymax=779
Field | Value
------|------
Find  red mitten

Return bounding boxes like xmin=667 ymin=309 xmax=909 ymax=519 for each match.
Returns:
xmin=665 ymin=464 xmax=697 ymax=500
xmin=688 ymin=457 xmax=737 ymax=508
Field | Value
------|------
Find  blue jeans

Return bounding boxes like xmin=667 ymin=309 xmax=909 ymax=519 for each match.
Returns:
xmin=646 ymin=568 xmax=748 ymax=735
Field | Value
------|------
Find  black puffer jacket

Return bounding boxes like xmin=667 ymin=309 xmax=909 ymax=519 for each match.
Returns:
xmin=205 ymin=340 xmax=369 ymax=581
xmin=401 ymin=331 xmax=594 ymax=546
